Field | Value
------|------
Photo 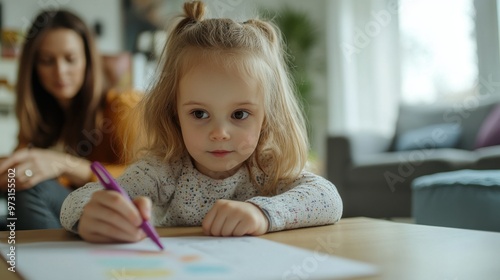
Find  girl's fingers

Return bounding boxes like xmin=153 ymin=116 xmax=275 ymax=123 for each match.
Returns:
xmin=91 ymin=191 xmax=143 ymax=227
xmin=209 ymin=215 xmax=227 ymax=236
xmin=203 ymin=207 xmax=229 ymax=236
xmin=220 ymin=218 xmax=241 ymax=237
xmin=232 ymin=222 xmax=251 ymax=237
xmin=80 ymin=215 xmax=145 ymax=243
xmin=80 ymin=191 xmax=148 ymax=243
xmin=203 ymin=200 xmax=269 ymax=237
xmin=83 ymin=200 xmax=141 ymax=238
xmin=133 ymin=197 xmax=152 ymax=221
xmin=202 ymin=207 xmax=217 ymax=235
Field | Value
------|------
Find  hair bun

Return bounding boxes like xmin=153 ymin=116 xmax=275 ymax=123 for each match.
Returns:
xmin=245 ymin=19 xmax=277 ymax=43
xmin=184 ymin=1 xmax=206 ymax=22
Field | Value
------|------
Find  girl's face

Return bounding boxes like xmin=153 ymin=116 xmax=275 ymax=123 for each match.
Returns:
xmin=36 ymin=28 xmax=86 ymax=109
xmin=177 ymin=59 xmax=265 ymax=179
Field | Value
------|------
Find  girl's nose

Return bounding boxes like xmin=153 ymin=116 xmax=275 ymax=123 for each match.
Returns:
xmin=209 ymin=123 xmax=230 ymax=141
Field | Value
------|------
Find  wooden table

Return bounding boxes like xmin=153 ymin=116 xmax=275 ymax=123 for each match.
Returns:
xmin=1 ymin=217 xmax=500 ymax=280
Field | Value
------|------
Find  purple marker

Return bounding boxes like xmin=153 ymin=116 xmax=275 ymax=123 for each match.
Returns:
xmin=90 ymin=161 xmax=164 ymax=250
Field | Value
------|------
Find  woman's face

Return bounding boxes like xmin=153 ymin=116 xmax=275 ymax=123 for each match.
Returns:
xmin=36 ymin=28 xmax=86 ymax=108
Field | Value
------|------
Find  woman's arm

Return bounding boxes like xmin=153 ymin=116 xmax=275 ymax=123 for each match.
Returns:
xmin=57 ymin=152 xmax=93 ymax=186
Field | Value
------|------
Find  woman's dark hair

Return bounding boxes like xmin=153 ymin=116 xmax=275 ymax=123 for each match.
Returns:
xmin=16 ymin=10 xmax=103 ymax=154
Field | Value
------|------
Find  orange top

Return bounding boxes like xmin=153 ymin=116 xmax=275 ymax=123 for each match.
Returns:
xmin=15 ymin=89 xmax=143 ymax=187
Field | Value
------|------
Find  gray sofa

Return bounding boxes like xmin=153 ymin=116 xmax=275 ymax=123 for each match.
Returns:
xmin=326 ymin=99 xmax=500 ymax=218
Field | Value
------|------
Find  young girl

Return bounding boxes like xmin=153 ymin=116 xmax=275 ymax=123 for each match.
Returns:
xmin=61 ymin=1 xmax=342 ymax=242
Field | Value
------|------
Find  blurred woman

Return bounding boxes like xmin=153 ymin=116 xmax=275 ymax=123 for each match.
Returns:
xmin=0 ymin=10 xmax=141 ymax=229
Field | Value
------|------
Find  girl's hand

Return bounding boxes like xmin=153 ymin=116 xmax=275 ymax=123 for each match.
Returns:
xmin=202 ymin=199 xmax=269 ymax=237
xmin=0 ymin=147 xmax=92 ymax=190
xmin=78 ymin=190 xmax=151 ymax=243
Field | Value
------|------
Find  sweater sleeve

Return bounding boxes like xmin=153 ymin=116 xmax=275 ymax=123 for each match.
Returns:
xmin=246 ymin=171 xmax=343 ymax=232
xmin=60 ymin=158 xmax=167 ymax=233
xmin=60 ymin=182 xmax=102 ymax=233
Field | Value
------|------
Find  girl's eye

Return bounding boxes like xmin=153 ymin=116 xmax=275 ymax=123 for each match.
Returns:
xmin=232 ymin=110 xmax=249 ymax=120
xmin=192 ymin=110 xmax=209 ymax=119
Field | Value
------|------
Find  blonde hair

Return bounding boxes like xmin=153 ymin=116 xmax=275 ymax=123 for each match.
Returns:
xmin=134 ymin=1 xmax=308 ymax=195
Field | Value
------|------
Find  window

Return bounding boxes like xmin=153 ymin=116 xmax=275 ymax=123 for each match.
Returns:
xmin=399 ymin=0 xmax=477 ymax=104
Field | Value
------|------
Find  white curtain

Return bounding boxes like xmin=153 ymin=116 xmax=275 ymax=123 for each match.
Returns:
xmin=326 ymin=0 xmax=401 ymax=137
xmin=474 ymin=0 xmax=500 ymax=98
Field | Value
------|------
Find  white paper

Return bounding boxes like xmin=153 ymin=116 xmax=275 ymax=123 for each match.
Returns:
xmin=1 ymin=236 xmax=378 ymax=280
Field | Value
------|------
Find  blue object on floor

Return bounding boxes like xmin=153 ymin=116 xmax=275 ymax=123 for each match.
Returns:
xmin=412 ymin=169 xmax=500 ymax=232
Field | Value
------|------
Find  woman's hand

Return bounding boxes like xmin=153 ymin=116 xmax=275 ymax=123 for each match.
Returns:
xmin=0 ymin=147 xmax=62 ymax=190
xmin=0 ymin=147 xmax=92 ymax=190
xmin=202 ymin=199 xmax=269 ymax=237
xmin=78 ymin=190 xmax=151 ymax=243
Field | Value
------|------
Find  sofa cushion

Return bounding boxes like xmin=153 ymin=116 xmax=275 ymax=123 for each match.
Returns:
xmin=391 ymin=104 xmax=451 ymax=152
xmin=394 ymin=123 xmax=462 ymax=151
xmin=458 ymin=101 xmax=497 ymax=150
xmin=474 ymin=104 xmax=500 ymax=149
xmin=395 ymin=105 xmax=446 ymax=130
xmin=391 ymin=101 xmax=497 ymax=151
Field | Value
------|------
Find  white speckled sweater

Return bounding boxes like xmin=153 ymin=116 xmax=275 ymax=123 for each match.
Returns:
xmin=60 ymin=155 xmax=343 ymax=233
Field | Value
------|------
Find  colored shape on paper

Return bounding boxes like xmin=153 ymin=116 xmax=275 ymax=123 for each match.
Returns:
xmin=179 ymin=255 xmax=201 ymax=263
xmin=106 ymin=268 xmax=173 ymax=278
xmin=99 ymin=258 xmax=164 ymax=268
xmin=184 ymin=264 xmax=230 ymax=274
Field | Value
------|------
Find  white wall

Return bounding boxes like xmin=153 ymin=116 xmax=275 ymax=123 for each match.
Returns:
xmin=1 ymin=0 xmax=122 ymax=53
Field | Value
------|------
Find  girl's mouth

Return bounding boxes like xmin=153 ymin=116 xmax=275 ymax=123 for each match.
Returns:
xmin=210 ymin=150 xmax=232 ymax=157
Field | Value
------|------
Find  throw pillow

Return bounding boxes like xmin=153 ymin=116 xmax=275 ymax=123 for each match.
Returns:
xmin=395 ymin=123 xmax=462 ymax=151
xmin=474 ymin=104 xmax=500 ymax=149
